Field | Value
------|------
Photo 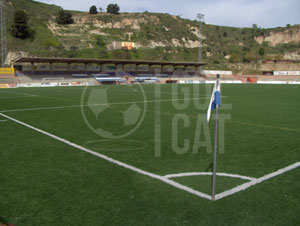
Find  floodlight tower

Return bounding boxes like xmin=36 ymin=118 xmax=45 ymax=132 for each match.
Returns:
xmin=0 ymin=0 xmax=7 ymax=67
xmin=196 ymin=13 xmax=204 ymax=63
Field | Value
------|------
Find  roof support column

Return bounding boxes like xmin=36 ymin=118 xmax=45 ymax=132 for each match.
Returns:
xmin=161 ymin=65 xmax=164 ymax=74
xmin=158 ymin=65 xmax=162 ymax=75
xmin=197 ymin=66 xmax=201 ymax=75
xmin=99 ymin=64 xmax=102 ymax=73
xmin=50 ymin=62 xmax=53 ymax=75
xmin=84 ymin=63 xmax=87 ymax=74
xmin=185 ymin=66 xmax=188 ymax=76
xmin=31 ymin=62 xmax=34 ymax=75
xmin=67 ymin=63 xmax=71 ymax=74
xmin=135 ymin=64 xmax=138 ymax=76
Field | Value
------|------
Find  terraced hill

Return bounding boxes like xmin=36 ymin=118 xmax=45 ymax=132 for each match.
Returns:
xmin=2 ymin=0 xmax=300 ymax=73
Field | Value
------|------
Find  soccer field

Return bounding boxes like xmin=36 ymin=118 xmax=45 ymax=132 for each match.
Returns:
xmin=0 ymin=84 xmax=299 ymax=226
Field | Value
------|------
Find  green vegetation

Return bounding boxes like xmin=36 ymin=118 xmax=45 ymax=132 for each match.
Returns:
xmin=107 ymin=3 xmax=120 ymax=14
xmin=10 ymin=10 xmax=31 ymax=39
xmin=4 ymin=0 xmax=300 ymax=72
xmin=56 ymin=9 xmax=74 ymax=25
xmin=89 ymin=5 xmax=98 ymax=14
xmin=0 ymin=84 xmax=300 ymax=225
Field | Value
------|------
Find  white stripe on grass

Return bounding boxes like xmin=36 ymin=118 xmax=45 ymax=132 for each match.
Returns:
xmin=0 ymin=113 xmax=211 ymax=200
xmin=215 ymin=161 xmax=300 ymax=200
xmin=0 ymin=97 xmax=209 ymax=113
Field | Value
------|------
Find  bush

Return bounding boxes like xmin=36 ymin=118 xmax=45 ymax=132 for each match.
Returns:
xmin=243 ymin=52 xmax=257 ymax=62
xmin=95 ymin=36 xmax=106 ymax=48
xmin=89 ymin=5 xmax=98 ymax=14
xmin=56 ymin=9 xmax=74 ymax=25
xmin=229 ymin=53 xmax=241 ymax=63
xmin=258 ymin=47 xmax=265 ymax=56
xmin=107 ymin=4 xmax=120 ymax=14
xmin=10 ymin=10 xmax=31 ymax=39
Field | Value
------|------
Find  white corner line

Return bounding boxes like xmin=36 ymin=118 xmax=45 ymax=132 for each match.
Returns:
xmin=215 ymin=161 xmax=300 ymax=200
xmin=0 ymin=112 xmax=211 ymax=201
xmin=164 ymin=172 xmax=256 ymax=181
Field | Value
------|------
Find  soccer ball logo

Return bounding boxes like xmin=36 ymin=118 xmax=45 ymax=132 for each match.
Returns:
xmin=80 ymin=85 xmax=147 ymax=139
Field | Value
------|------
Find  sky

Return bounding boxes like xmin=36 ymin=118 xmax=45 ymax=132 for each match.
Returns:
xmin=36 ymin=0 xmax=300 ymax=28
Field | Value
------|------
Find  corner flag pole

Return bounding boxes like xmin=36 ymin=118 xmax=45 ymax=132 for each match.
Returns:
xmin=212 ymin=74 xmax=220 ymax=201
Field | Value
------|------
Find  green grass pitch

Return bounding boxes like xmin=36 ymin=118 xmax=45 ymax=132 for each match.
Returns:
xmin=0 ymin=84 xmax=299 ymax=226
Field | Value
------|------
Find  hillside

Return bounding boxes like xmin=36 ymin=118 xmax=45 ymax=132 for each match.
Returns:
xmin=3 ymin=0 xmax=300 ymax=73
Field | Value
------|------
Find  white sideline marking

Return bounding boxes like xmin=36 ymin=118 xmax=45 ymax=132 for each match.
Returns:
xmin=0 ymin=120 xmax=7 ymax=122
xmin=0 ymin=113 xmax=211 ymax=201
xmin=164 ymin=172 xmax=256 ymax=181
xmin=215 ymin=161 xmax=300 ymax=200
xmin=0 ymin=91 xmax=38 ymax=97
xmin=0 ymin=97 xmax=208 ymax=113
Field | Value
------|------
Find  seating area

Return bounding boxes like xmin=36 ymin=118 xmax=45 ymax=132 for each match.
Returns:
xmin=0 ymin=68 xmax=18 ymax=84
xmin=2 ymin=67 xmax=300 ymax=86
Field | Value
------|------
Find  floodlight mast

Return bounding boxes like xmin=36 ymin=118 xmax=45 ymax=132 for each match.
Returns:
xmin=196 ymin=13 xmax=204 ymax=64
xmin=0 ymin=0 xmax=7 ymax=67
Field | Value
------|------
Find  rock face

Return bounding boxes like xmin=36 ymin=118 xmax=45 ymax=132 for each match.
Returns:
xmin=5 ymin=51 xmax=29 ymax=65
xmin=255 ymin=27 xmax=300 ymax=46
xmin=46 ymin=13 xmax=203 ymax=50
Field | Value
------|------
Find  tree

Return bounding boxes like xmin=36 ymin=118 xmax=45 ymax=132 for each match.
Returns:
xmin=107 ymin=4 xmax=120 ymax=14
xmin=56 ymin=9 xmax=74 ymax=25
xmin=258 ymin=47 xmax=265 ymax=56
xmin=96 ymin=35 xmax=106 ymax=48
xmin=10 ymin=10 xmax=31 ymax=39
xmin=99 ymin=7 xmax=103 ymax=13
xmin=252 ymin=24 xmax=258 ymax=29
xmin=89 ymin=5 xmax=98 ymax=14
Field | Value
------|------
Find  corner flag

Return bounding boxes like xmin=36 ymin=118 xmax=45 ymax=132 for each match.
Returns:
xmin=206 ymin=76 xmax=221 ymax=122
xmin=207 ymin=74 xmax=221 ymax=201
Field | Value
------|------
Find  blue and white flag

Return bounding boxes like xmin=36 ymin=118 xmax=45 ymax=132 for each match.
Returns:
xmin=207 ymin=80 xmax=221 ymax=122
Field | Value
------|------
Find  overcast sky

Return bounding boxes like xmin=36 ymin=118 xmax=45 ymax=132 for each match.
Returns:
xmin=36 ymin=0 xmax=299 ymax=28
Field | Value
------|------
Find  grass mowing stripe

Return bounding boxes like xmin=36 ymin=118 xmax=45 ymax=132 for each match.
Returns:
xmin=97 ymin=103 xmax=300 ymax=133
xmin=0 ymin=97 xmax=209 ymax=113
xmin=0 ymin=91 xmax=38 ymax=97
xmin=0 ymin=112 xmax=212 ymax=201
xmin=228 ymin=120 xmax=300 ymax=133
xmin=0 ymin=96 xmax=39 ymax=99
xmin=109 ymin=88 xmax=224 ymax=97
